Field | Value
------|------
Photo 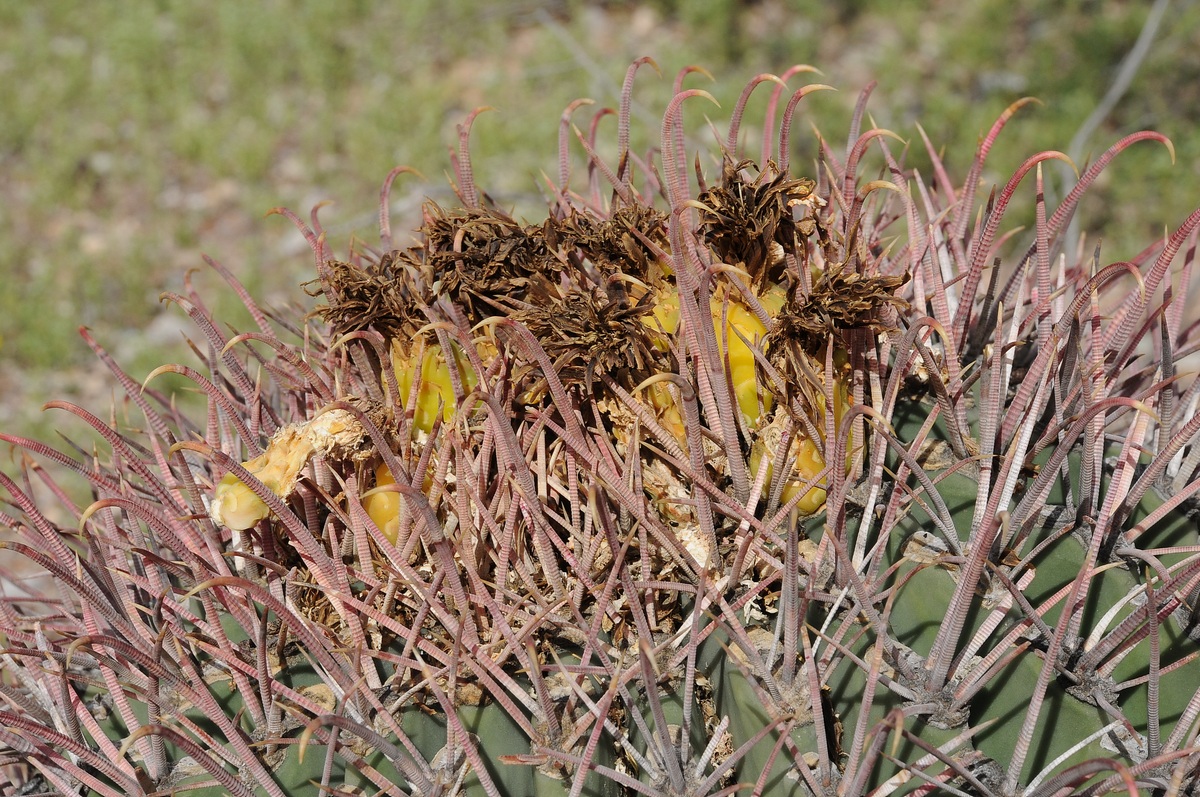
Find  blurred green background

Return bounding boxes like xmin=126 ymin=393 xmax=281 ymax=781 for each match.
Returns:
xmin=2 ymin=0 xmax=1199 ymax=442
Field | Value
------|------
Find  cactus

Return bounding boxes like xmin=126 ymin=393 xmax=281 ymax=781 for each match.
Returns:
xmin=3 ymin=60 xmax=1200 ymax=796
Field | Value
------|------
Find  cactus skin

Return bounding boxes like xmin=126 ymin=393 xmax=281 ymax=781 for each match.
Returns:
xmin=2 ymin=61 xmax=1200 ymax=797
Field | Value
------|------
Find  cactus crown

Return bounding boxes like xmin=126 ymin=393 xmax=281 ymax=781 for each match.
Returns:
xmin=2 ymin=60 xmax=1200 ymax=797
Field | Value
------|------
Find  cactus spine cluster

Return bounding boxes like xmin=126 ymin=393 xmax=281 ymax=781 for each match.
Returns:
xmin=2 ymin=60 xmax=1200 ymax=796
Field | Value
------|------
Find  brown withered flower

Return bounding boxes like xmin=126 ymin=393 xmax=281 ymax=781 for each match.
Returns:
xmin=306 ymin=251 xmax=427 ymax=342
xmin=554 ymin=204 xmax=670 ymax=283
xmin=768 ymin=261 xmax=910 ymax=370
xmin=511 ymin=281 xmax=666 ymax=394
xmin=416 ymin=202 xmax=560 ymax=324
xmin=697 ymin=158 xmax=821 ymax=293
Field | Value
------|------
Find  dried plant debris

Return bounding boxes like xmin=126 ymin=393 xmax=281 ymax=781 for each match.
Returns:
xmin=311 ymin=202 xmax=672 ymax=350
xmin=307 ymin=252 xmax=428 ymax=341
xmin=554 ymin=203 xmax=670 ymax=281
xmin=510 ymin=282 xmax=668 ymax=393
xmin=413 ymin=203 xmax=559 ymax=323
xmin=697 ymin=158 xmax=822 ymax=292
xmin=768 ymin=261 xmax=910 ymax=358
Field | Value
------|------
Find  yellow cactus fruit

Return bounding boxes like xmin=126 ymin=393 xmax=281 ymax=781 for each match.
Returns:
xmin=640 ymin=280 xmax=787 ymax=434
xmin=209 ymin=409 xmax=366 ymax=530
xmin=361 ymin=461 xmax=439 ymax=547
xmin=363 ymin=462 xmax=401 ymax=545
xmin=392 ymin=340 xmax=479 ymax=434
xmin=758 ymin=282 xmax=788 ymax=318
xmin=211 ymin=466 xmax=275 ymax=532
xmin=716 ymin=294 xmax=771 ymax=423
xmin=645 ymin=380 xmax=687 ymax=447
xmin=749 ymin=428 xmax=829 ymax=515
xmin=646 ymin=283 xmax=681 ymax=344
xmin=749 ymin=374 xmax=851 ymax=516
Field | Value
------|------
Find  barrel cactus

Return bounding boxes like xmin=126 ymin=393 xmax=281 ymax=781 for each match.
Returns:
xmin=2 ymin=59 xmax=1200 ymax=796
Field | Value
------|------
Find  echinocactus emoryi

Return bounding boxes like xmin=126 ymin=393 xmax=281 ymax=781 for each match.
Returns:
xmin=2 ymin=58 xmax=1200 ymax=796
